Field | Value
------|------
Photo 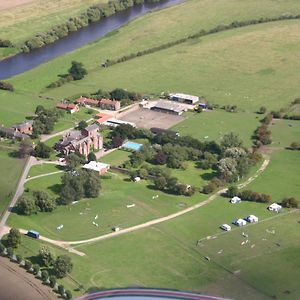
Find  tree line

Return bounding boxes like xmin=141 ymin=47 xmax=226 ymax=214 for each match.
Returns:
xmin=21 ymin=0 xmax=164 ymax=53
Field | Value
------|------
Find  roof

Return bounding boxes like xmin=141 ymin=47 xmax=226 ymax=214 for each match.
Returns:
xmin=56 ymin=103 xmax=77 ymax=110
xmin=83 ymin=161 xmax=110 ymax=172
xmin=76 ymin=96 xmax=99 ymax=106
xmin=12 ymin=120 xmax=33 ymax=129
xmin=0 ymin=126 xmax=29 ymax=139
xmin=153 ymin=100 xmax=185 ymax=113
xmin=269 ymin=203 xmax=282 ymax=209
xmin=170 ymin=93 xmax=199 ymax=103
xmin=99 ymin=99 xmax=120 ymax=106
xmin=84 ymin=124 xmax=99 ymax=132
xmin=105 ymin=118 xmax=136 ymax=127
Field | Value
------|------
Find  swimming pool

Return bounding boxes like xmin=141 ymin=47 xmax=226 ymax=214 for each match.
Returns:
xmin=122 ymin=141 xmax=143 ymax=151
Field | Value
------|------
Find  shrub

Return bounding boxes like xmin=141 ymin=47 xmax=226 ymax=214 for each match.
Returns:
xmin=0 ymin=81 xmax=14 ymax=91
xmin=49 ymin=275 xmax=57 ymax=288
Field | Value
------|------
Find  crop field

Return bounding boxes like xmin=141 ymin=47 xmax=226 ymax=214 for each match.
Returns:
xmin=0 ymin=148 xmax=26 ymax=216
xmin=172 ymin=110 xmax=261 ymax=147
xmin=8 ymin=172 xmax=209 ymax=241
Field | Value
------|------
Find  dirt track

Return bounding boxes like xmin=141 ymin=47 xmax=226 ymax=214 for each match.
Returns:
xmin=0 ymin=0 xmax=35 ymax=10
xmin=0 ymin=257 xmax=56 ymax=300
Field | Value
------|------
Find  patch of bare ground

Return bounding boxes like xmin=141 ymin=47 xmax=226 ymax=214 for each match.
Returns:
xmin=0 ymin=257 xmax=56 ymax=300
xmin=0 ymin=0 xmax=35 ymax=10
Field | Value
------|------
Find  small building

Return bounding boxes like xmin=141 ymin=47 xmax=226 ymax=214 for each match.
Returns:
xmin=151 ymin=100 xmax=186 ymax=115
xmin=83 ymin=161 xmax=110 ymax=175
xmin=220 ymin=224 xmax=231 ymax=231
xmin=99 ymin=99 xmax=121 ymax=111
xmin=233 ymin=218 xmax=247 ymax=227
xmin=245 ymin=215 xmax=258 ymax=223
xmin=12 ymin=120 xmax=33 ymax=135
xmin=0 ymin=126 xmax=29 ymax=140
xmin=268 ymin=203 xmax=282 ymax=212
xmin=230 ymin=196 xmax=241 ymax=204
xmin=104 ymin=118 xmax=136 ymax=128
xmin=56 ymin=103 xmax=79 ymax=114
xmin=169 ymin=93 xmax=199 ymax=105
xmin=76 ymin=96 xmax=99 ymax=107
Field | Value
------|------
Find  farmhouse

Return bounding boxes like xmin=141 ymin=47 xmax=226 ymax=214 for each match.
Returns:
xmin=151 ymin=100 xmax=186 ymax=115
xmin=55 ymin=124 xmax=103 ymax=157
xmin=268 ymin=203 xmax=282 ymax=212
xmin=12 ymin=120 xmax=33 ymax=135
xmin=83 ymin=161 xmax=110 ymax=175
xmin=76 ymin=96 xmax=99 ymax=107
xmin=99 ymin=99 xmax=121 ymax=111
xmin=169 ymin=93 xmax=199 ymax=105
xmin=0 ymin=126 xmax=29 ymax=140
xmin=56 ymin=103 xmax=79 ymax=114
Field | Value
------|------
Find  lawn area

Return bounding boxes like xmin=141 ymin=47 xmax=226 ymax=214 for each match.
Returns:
xmin=44 ymin=135 xmax=63 ymax=148
xmin=245 ymin=150 xmax=300 ymax=200
xmin=8 ymin=172 xmax=208 ymax=241
xmin=0 ymin=149 xmax=26 ymax=216
xmin=270 ymin=119 xmax=300 ymax=148
xmin=100 ymin=149 xmax=131 ymax=167
xmin=27 ymin=163 xmax=64 ymax=178
xmin=172 ymin=110 xmax=261 ymax=147
xmin=0 ymin=0 xmax=108 ymax=58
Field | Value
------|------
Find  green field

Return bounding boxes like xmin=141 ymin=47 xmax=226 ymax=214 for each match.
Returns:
xmin=27 ymin=163 xmax=64 ymax=178
xmin=173 ymin=110 xmax=261 ymax=147
xmin=8 ymin=172 xmax=209 ymax=241
xmin=0 ymin=148 xmax=26 ymax=216
xmin=0 ymin=0 xmax=108 ymax=59
xmin=100 ymin=149 xmax=131 ymax=167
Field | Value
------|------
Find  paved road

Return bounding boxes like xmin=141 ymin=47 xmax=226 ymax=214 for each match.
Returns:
xmin=3 ymin=159 xmax=269 ymax=253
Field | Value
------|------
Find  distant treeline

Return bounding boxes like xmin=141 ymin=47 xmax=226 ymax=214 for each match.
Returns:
xmin=103 ymin=14 xmax=300 ymax=67
xmin=21 ymin=0 xmax=163 ymax=53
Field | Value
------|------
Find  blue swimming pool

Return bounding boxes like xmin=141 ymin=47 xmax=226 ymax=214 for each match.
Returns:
xmin=122 ymin=141 xmax=143 ymax=151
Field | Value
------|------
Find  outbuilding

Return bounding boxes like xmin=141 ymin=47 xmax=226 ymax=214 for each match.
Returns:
xmin=268 ymin=203 xmax=282 ymax=212
xmin=230 ymin=196 xmax=241 ymax=204
xmin=83 ymin=161 xmax=110 ymax=175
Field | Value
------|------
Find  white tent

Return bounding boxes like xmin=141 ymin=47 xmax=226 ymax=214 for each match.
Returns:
xmin=268 ymin=203 xmax=282 ymax=212
xmin=230 ymin=196 xmax=241 ymax=204
xmin=234 ymin=218 xmax=247 ymax=226
xmin=245 ymin=215 xmax=258 ymax=223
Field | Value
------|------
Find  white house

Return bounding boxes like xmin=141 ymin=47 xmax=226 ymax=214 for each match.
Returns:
xmin=230 ymin=196 xmax=241 ymax=204
xmin=220 ymin=224 xmax=231 ymax=231
xmin=83 ymin=161 xmax=110 ymax=175
xmin=268 ymin=203 xmax=282 ymax=212
xmin=245 ymin=215 xmax=258 ymax=223
xmin=234 ymin=218 xmax=247 ymax=226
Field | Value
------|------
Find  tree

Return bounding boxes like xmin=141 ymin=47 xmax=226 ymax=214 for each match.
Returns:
xmin=16 ymin=197 xmax=37 ymax=215
xmin=221 ymin=132 xmax=243 ymax=149
xmin=6 ymin=247 xmax=14 ymax=258
xmin=25 ymin=260 xmax=32 ymax=271
xmin=33 ymin=191 xmax=56 ymax=212
xmin=259 ymin=106 xmax=267 ymax=114
xmin=19 ymin=139 xmax=33 ymax=158
xmin=41 ymin=270 xmax=49 ymax=283
xmin=68 ymin=61 xmax=87 ymax=80
xmin=39 ymin=246 xmax=55 ymax=267
xmin=281 ymin=197 xmax=299 ymax=208
xmin=112 ymin=136 xmax=124 ymax=148
xmin=138 ymin=168 xmax=148 ymax=179
xmin=33 ymin=142 xmax=52 ymax=158
xmin=202 ymin=182 xmax=217 ymax=194
xmin=65 ymin=290 xmax=73 ymax=300
xmin=66 ymin=153 xmax=85 ymax=170
xmin=155 ymin=150 xmax=167 ymax=165
xmin=217 ymin=157 xmax=238 ymax=182
xmin=290 ymin=142 xmax=299 ymax=150
xmin=16 ymin=254 xmax=23 ymax=264
xmin=6 ymin=228 xmax=21 ymax=248
xmin=58 ymin=285 xmax=65 ymax=297
xmin=153 ymin=176 xmax=167 ymax=190
xmin=0 ymin=242 xmax=5 ymax=255
xmin=110 ymin=88 xmax=128 ymax=100
xmin=87 ymin=152 xmax=97 ymax=162
xmin=49 ymin=275 xmax=57 ymax=288
xmin=84 ymin=171 xmax=100 ymax=198
xmin=226 ymin=186 xmax=239 ymax=198
xmin=77 ymin=120 xmax=88 ymax=130
xmin=54 ymin=255 xmax=73 ymax=278
xmin=32 ymin=264 xmax=40 ymax=275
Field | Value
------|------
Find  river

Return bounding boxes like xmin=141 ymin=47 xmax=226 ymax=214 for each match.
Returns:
xmin=0 ymin=0 xmax=185 ymax=80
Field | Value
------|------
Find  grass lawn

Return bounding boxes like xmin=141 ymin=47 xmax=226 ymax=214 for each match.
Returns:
xmin=245 ymin=150 xmax=300 ymax=200
xmin=270 ymin=119 xmax=300 ymax=148
xmin=8 ymin=172 xmax=208 ymax=241
xmin=173 ymin=110 xmax=261 ymax=147
xmin=0 ymin=149 xmax=26 ymax=216
xmin=27 ymin=163 xmax=64 ymax=178
xmin=100 ymin=149 xmax=131 ymax=167
xmin=0 ymin=0 xmax=108 ymax=58
xmin=44 ymin=135 xmax=63 ymax=148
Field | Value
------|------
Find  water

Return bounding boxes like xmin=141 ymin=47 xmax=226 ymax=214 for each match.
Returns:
xmin=0 ymin=0 xmax=185 ymax=80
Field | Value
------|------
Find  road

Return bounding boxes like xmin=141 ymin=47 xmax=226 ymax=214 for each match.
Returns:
xmin=2 ymin=158 xmax=270 ymax=254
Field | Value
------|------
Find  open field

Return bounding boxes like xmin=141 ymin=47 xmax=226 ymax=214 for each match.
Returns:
xmin=27 ymin=163 xmax=63 ymax=178
xmin=120 ymin=107 xmax=184 ymax=129
xmin=100 ymin=149 xmax=131 ymax=167
xmin=172 ymin=110 xmax=261 ymax=147
xmin=8 ymin=172 xmax=209 ymax=241
xmin=245 ymin=150 xmax=300 ymax=200
xmin=0 ymin=0 xmax=108 ymax=57
xmin=0 ymin=149 xmax=26 ymax=216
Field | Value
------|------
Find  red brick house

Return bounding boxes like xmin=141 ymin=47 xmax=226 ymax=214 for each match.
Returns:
xmin=76 ymin=96 xmax=99 ymax=107
xmin=99 ymin=99 xmax=121 ymax=111
xmin=12 ymin=120 xmax=33 ymax=135
xmin=56 ymin=103 xmax=79 ymax=114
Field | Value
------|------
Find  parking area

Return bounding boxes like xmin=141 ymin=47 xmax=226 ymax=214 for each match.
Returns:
xmin=119 ymin=107 xmax=184 ymax=129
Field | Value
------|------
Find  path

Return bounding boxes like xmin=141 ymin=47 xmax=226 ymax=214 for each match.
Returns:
xmin=3 ymin=158 xmax=270 ymax=254
xmin=25 ymin=170 xmax=64 ymax=183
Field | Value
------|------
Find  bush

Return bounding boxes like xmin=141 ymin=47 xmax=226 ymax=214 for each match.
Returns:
xmin=25 ymin=260 xmax=32 ymax=271
xmin=6 ymin=228 xmax=21 ymax=248
xmin=16 ymin=254 xmax=23 ymax=264
xmin=65 ymin=290 xmax=73 ymax=300
xmin=0 ymin=39 xmax=13 ymax=47
xmin=6 ymin=247 xmax=14 ymax=258
xmin=58 ymin=285 xmax=65 ymax=297
xmin=41 ymin=270 xmax=49 ymax=283
xmin=0 ymin=242 xmax=5 ymax=255
xmin=49 ymin=275 xmax=57 ymax=288
xmin=32 ymin=264 xmax=40 ymax=275
xmin=281 ymin=197 xmax=299 ymax=208
xmin=0 ymin=81 xmax=14 ymax=91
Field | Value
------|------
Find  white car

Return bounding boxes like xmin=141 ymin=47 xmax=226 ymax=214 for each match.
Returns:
xmin=220 ymin=224 xmax=231 ymax=231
